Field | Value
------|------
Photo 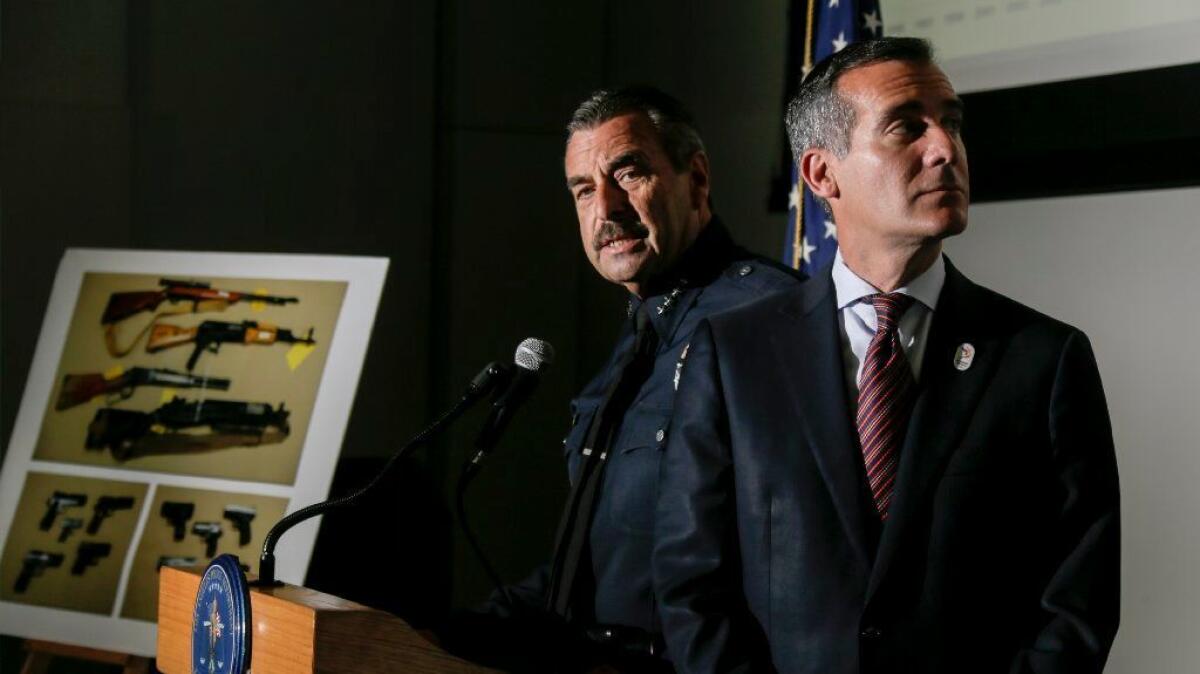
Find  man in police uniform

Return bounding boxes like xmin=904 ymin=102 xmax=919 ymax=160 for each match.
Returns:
xmin=450 ymin=87 xmax=802 ymax=671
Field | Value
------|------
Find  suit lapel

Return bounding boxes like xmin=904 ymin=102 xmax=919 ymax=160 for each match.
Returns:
xmin=772 ymin=270 xmax=875 ymax=572
xmin=866 ymin=259 xmax=1004 ymax=601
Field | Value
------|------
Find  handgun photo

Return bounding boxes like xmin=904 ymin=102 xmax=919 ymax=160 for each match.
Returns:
xmin=58 ymin=517 xmax=84 ymax=543
xmin=15 ymin=551 xmax=64 ymax=593
xmin=87 ymin=495 xmax=136 ymax=534
xmin=191 ymin=521 xmax=223 ymax=558
xmin=40 ymin=491 xmax=87 ymax=531
xmin=72 ymin=542 xmax=112 ymax=576
xmin=224 ymin=505 xmax=257 ymax=547
xmin=160 ymin=501 xmax=195 ymax=541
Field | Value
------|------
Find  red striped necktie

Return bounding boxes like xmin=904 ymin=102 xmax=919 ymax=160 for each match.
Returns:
xmin=857 ymin=292 xmax=917 ymax=520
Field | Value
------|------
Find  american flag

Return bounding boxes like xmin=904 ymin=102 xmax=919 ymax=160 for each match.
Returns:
xmin=782 ymin=0 xmax=884 ymax=273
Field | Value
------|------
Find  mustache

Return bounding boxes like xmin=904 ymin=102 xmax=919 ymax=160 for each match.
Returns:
xmin=594 ymin=219 xmax=649 ymax=250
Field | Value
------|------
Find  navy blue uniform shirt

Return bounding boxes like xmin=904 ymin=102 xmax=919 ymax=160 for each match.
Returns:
xmin=560 ymin=217 xmax=803 ymax=635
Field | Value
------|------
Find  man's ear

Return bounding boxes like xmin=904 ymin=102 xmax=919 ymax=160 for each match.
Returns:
xmin=687 ymin=152 xmax=711 ymax=210
xmin=799 ymin=148 xmax=838 ymax=202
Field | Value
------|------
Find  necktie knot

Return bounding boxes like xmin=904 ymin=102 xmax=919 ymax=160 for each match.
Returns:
xmin=871 ymin=293 xmax=914 ymax=333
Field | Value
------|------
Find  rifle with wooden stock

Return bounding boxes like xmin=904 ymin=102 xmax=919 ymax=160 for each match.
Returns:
xmin=56 ymin=367 xmax=230 ymax=410
xmin=146 ymin=319 xmax=316 ymax=370
xmin=101 ymin=278 xmax=298 ymax=325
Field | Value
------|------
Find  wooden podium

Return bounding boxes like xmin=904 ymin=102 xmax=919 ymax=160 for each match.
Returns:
xmin=156 ymin=566 xmax=498 ymax=673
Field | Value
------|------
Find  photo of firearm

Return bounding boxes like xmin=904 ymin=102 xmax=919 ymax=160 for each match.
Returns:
xmin=85 ymin=397 xmax=291 ymax=461
xmin=15 ymin=551 xmax=64 ymax=593
xmin=223 ymin=505 xmax=257 ymax=546
xmin=71 ymin=542 xmax=112 ymax=575
xmin=40 ymin=491 xmax=88 ymax=531
xmin=87 ymin=495 xmax=136 ymax=534
xmin=146 ymin=319 xmax=316 ymax=371
xmin=56 ymin=367 xmax=231 ymax=410
xmin=160 ymin=501 xmax=195 ymax=541
xmin=101 ymin=278 xmax=298 ymax=325
xmin=58 ymin=517 xmax=84 ymax=543
xmin=191 ymin=521 xmax=223 ymax=557
xmin=157 ymin=556 xmax=198 ymax=572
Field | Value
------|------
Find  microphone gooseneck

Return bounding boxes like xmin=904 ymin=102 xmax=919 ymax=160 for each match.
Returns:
xmin=456 ymin=338 xmax=556 ymax=604
xmin=254 ymin=354 xmax=524 ymax=587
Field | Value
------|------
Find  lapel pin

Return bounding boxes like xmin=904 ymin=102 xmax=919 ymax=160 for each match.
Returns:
xmin=953 ymin=343 xmax=975 ymax=371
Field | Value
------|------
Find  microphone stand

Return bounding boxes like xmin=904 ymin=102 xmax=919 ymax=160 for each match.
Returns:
xmin=253 ymin=362 xmax=510 ymax=587
xmin=455 ymin=447 xmax=516 ymax=608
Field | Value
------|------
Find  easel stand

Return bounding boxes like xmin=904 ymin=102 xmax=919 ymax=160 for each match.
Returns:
xmin=20 ymin=639 xmax=151 ymax=674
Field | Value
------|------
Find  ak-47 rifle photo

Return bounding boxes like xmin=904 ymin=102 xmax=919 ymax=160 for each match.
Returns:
xmin=85 ymin=396 xmax=290 ymax=461
xmin=146 ymin=319 xmax=316 ymax=370
xmin=56 ymin=367 xmax=231 ymax=410
xmin=102 ymin=278 xmax=298 ymax=325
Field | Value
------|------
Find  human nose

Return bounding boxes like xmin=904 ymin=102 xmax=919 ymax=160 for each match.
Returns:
xmin=924 ymin=123 xmax=961 ymax=168
xmin=595 ymin=178 xmax=631 ymax=221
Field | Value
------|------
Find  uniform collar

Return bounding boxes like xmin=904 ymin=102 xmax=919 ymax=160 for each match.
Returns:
xmin=831 ymin=248 xmax=945 ymax=312
xmin=626 ymin=216 xmax=740 ymax=340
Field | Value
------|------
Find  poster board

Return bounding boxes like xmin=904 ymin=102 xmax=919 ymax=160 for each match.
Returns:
xmin=0 ymin=248 xmax=388 ymax=655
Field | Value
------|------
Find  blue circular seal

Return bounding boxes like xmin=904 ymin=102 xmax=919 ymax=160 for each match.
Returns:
xmin=191 ymin=554 xmax=251 ymax=674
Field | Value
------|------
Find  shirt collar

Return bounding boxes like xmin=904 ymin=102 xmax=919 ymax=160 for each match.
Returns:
xmin=831 ymin=248 xmax=945 ymax=312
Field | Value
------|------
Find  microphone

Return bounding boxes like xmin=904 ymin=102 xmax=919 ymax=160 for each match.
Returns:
xmin=253 ymin=346 xmax=546 ymax=587
xmin=468 ymin=338 xmax=555 ymax=470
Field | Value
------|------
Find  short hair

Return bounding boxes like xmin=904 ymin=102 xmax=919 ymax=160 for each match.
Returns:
xmin=785 ymin=37 xmax=935 ymax=161
xmin=567 ymin=86 xmax=706 ymax=172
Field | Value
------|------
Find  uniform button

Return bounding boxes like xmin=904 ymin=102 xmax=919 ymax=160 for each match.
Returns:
xmin=860 ymin=626 xmax=883 ymax=639
xmin=655 ymin=429 xmax=665 ymax=442
xmin=738 ymin=264 xmax=753 ymax=277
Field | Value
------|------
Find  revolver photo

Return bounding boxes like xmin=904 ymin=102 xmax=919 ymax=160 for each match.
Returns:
xmin=72 ymin=542 xmax=112 ymax=576
xmin=160 ymin=501 xmax=195 ymax=541
xmin=15 ymin=551 xmax=64 ymax=593
xmin=191 ymin=521 xmax=223 ymax=557
xmin=224 ymin=505 xmax=257 ymax=547
xmin=87 ymin=495 xmax=136 ymax=534
xmin=58 ymin=517 xmax=84 ymax=543
xmin=40 ymin=491 xmax=88 ymax=531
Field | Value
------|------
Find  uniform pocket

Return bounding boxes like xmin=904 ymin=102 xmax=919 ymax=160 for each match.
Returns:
xmin=603 ymin=408 xmax=670 ymax=535
xmin=562 ymin=403 xmax=598 ymax=483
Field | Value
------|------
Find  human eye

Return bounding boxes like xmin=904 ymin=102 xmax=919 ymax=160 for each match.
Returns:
xmin=573 ymin=184 xmax=595 ymax=201
xmin=615 ymin=166 xmax=643 ymax=184
xmin=888 ymin=119 xmax=926 ymax=139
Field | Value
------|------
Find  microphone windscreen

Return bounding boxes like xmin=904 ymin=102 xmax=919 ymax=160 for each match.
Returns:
xmin=514 ymin=338 xmax=555 ymax=372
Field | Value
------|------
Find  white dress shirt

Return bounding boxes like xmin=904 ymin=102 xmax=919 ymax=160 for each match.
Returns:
xmin=831 ymin=250 xmax=946 ymax=412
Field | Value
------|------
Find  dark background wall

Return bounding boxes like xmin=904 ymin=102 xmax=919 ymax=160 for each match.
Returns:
xmin=0 ymin=1 xmax=791 ymax=665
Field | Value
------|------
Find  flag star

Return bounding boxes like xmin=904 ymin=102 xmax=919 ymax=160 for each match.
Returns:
xmin=829 ymin=0 xmax=839 ymax=7
xmin=832 ymin=31 xmax=848 ymax=52
xmin=788 ymin=182 xmax=801 ymax=211
xmin=801 ymin=62 xmax=813 ymax=79
xmin=795 ymin=236 xmax=817 ymax=266
xmin=824 ymin=219 xmax=838 ymax=239
xmin=863 ymin=10 xmax=883 ymax=35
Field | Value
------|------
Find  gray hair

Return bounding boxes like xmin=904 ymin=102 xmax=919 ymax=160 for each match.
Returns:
xmin=567 ymin=86 xmax=706 ymax=172
xmin=785 ymin=37 xmax=935 ymax=161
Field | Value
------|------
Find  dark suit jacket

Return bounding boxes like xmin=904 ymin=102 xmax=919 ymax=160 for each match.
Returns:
xmin=653 ymin=259 xmax=1120 ymax=674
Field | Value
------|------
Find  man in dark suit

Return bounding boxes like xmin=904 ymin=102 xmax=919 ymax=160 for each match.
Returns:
xmin=653 ymin=38 xmax=1120 ymax=674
